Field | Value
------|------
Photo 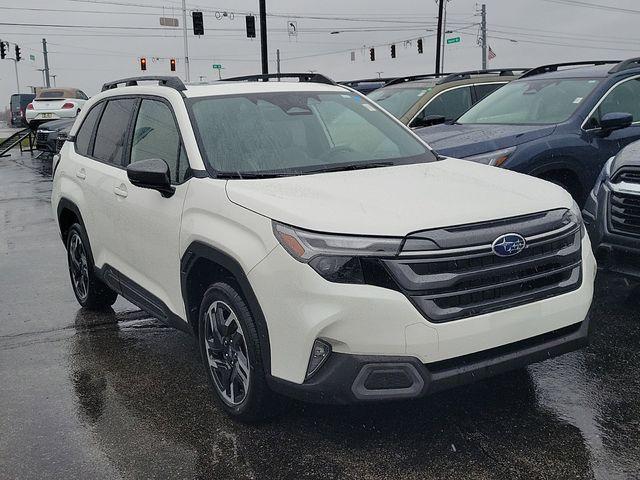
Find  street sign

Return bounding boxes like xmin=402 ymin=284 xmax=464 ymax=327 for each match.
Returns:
xmin=159 ymin=17 xmax=179 ymax=27
xmin=287 ymin=20 xmax=298 ymax=37
xmin=212 ymin=64 xmax=222 ymax=69
xmin=446 ymin=37 xmax=461 ymax=44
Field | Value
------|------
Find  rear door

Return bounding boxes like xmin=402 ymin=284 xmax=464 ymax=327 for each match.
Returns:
xmin=116 ymin=97 xmax=190 ymax=318
xmin=77 ymin=97 xmax=137 ymax=273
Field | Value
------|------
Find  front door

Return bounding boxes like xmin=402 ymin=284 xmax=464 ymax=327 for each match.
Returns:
xmin=116 ymin=97 xmax=191 ymax=319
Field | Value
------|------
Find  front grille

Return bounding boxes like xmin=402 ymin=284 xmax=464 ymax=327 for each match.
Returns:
xmin=613 ymin=168 xmax=640 ymax=184
xmin=35 ymin=131 xmax=48 ymax=144
xmin=609 ymin=190 xmax=640 ymax=237
xmin=383 ymin=209 xmax=583 ymax=322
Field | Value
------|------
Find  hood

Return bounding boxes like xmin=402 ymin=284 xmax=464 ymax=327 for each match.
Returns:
xmin=38 ymin=118 xmax=75 ymax=132
xmin=612 ymin=140 xmax=640 ymax=175
xmin=225 ymin=160 xmax=573 ymax=237
xmin=416 ymin=123 xmax=556 ymax=159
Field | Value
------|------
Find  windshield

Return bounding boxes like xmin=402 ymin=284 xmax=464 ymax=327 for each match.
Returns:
xmin=189 ymin=91 xmax=435 ymax=177
xmin=457 ymin=78 xmax=601 ymax=125
xmin=369 ymin=86 xmax=434 ymax=118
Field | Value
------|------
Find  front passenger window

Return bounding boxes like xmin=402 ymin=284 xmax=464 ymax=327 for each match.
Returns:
xmin=130 ymin=99 xmax=186 ymax=183
xmin=588 ymin=77 xmax=640 ymax=128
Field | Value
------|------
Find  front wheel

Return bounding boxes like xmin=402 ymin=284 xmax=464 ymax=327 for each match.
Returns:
xmin=199 ymin=282 xmax=277 ymax=422
xmin=66 ymin=223 xmax=118 ymax=310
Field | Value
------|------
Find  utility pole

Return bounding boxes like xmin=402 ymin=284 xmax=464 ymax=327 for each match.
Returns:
xmin=276 ymin=48 xmax=281 ymax=77
xmin=434 ymin=0 xmax=444 ymax=75
xmin=259 ymin=0 xmax=268 ymax=74
xmin=182 ymin=0 xmax=190 ymax=82
xmin=42 ymin=38 xmax=50 ymax=87
xmin=480 ymin=4 xmax=487 ymax=70
xmin=441 ymin=2 xmax=448 ymax=72
xmin=51 ymin=74 xmax=57 ymax=87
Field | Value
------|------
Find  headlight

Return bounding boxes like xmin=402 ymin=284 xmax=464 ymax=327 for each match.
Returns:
xmin=464 ymin=146 xmax=516 ymax=167
xmin=272 ymin=222 xmax=402 ymax=284
xmin=564 ymin=201 xmax=585 ymax=238
xmin=592 ymin=157 xmax=614 ymax=197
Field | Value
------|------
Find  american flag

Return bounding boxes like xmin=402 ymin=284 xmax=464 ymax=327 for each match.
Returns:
xmin=488 ymin=45 xmax=497 ymax=61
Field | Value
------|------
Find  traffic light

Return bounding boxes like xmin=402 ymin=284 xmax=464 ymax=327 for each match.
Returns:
xmin=170 ymin=58 xmax=176 ymax=72
xmin=192 ymin=11 xmax=204 ymax=35
xmin=0 ymin=42 xmax=6 ymax=60
xmin=417 ymin=38 xmax=423 ymax=54
xmin=15 ymin=45 xmax=21 ymax=62
xmin=245 ymin=15 xmax=256 ymax=38
xmin=369 ymin=48 xmax=375 ymax=61
xmin=140 ymin=57 xmax=147 ymax=71
xmin=390 ymin=44 xmax=396 ymax=59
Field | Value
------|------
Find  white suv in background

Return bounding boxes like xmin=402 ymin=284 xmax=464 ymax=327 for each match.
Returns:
xmin=26 ymin=87 xmax=89 ymax=127
xmin=51 ymin=74 xmax=596 ymax=421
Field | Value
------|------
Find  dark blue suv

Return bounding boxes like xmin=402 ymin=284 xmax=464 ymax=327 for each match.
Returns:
xmin=416 ymin=59 xmax=640 ymax=205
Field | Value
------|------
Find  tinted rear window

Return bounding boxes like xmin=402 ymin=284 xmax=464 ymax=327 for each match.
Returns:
xmin=93 ymin=99 xmax=136 ymax=165
xmin=38 ymin=90 xmax=66 ymax=99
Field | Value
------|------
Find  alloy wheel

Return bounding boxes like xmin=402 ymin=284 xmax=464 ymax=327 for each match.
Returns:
xmin=69 ymin=232 xmax=89 ymax=301
xmin=204 ymin=300 xmax=251 ymax=406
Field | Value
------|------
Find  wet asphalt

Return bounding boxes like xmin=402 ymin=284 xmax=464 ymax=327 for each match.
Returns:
xmin=1 ymin=150 xmax=640 ymax=480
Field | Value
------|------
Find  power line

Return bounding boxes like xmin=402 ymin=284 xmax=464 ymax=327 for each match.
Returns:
xmin=539 ymin=0 xmax=640 ymax=15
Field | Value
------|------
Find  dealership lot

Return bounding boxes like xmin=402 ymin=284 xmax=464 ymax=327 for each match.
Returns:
xmin=1 ymin=150 xmax=639 ymax=480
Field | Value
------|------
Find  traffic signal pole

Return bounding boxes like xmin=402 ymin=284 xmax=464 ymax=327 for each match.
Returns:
xmin=12 ymin=59 xmax=20 ymax=92
xmin=434 ymin=0 xmax=444 ymax=76
xmin=259 ymin=0 xmax=268 ymax=74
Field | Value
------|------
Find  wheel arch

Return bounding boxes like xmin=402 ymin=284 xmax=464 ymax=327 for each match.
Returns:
xmin=530 ymin=162 xmax=585 ymax=204
xmin=56 ymin=198 xmax=87 ymax=245
xmin=181 ymin=241 xmax=272 ymax=373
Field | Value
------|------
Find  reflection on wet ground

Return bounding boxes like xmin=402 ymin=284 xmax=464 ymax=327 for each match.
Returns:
xmin=1 ymin=150 xmax=639 ymax=479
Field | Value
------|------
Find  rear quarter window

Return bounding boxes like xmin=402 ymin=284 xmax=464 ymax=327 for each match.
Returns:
xmin=75 ymin=103 xmax=104 ymax=157
xmin=92 ymin=98 xmax=136 ymax=165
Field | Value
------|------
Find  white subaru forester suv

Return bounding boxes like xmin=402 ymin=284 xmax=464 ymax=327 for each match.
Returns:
xmin=52 ymin=74 xmax=595 ymax=421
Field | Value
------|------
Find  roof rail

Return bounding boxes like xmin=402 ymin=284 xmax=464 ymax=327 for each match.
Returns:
xmin=384 ymin=73 xmax=450 ymax=87
xmin=520 ymin=61 xmax=620 ymax=79
xmin=224 ymin=73 xmax=336 ymax=85
xmin=101 ymin=76 xmax=186 ymax=92
xmin=339 ymin=77 xmax=395 ymax=86
xmin=609 ymin=57 xmax=640 ymax=74
xmin=436 ymin=68 xmax=529 ymax=85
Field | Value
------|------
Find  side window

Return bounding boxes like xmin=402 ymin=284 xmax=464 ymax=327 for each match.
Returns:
xmin=77 ymin=90 xmax=88 ymax=100
xmin=93 ymin=98 xmax=136 ymax=165
xmin=74 ymin=103 xmax=104 ymax=157
xmin=130 ymin=99 xmax=186 ymax=183
xmin=589 ymin=78 xmax=640 ymax=127
xmin=474 ymin=83 xmax=505 ymax=102
xmin=413 ymin=87 xmax=472 ymax=125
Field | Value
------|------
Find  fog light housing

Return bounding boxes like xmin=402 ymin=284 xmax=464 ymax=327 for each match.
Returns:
xmin=306 ymin=339 xmax=332 ymax=379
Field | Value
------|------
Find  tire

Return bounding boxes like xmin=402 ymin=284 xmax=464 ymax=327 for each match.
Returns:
xmin=66 ymin=223 xmax=118 ymax=310
xmin=198 ymin=282 xmax=277 ymax=422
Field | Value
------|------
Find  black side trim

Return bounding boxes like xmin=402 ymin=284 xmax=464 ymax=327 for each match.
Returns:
xmin=95 ymin=264 xmax=192 ymax=335
xmin=56 ymin=198 xmax=87 ymax=243
xmin=180 ymin=242 xmax=272 ymax=373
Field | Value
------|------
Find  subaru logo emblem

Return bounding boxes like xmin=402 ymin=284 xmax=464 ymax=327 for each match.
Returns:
xmin=492 ymin=233 xmax=526 ymax=257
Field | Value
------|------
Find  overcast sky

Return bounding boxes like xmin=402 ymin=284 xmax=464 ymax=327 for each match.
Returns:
xmin=1 ymin=0 xmax=639 ymax=108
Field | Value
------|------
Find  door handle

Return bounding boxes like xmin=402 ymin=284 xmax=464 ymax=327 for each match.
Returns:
xmin=113 ymin=184 xmax=128 ymax=198
xmin=76 ymin=168 xmax=86 ymax=180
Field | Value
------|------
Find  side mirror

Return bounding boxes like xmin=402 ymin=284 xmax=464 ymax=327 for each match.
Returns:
xmin=599 ymin=112 xmax=633 ymax=133
xmin=127 ymin=158 xmax=175 ymax=198
xmin=412 ymin=114 xmax=446 ymax=129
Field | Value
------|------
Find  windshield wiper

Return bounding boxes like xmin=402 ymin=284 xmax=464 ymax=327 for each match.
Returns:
xmin=214 ymin=171 xmax=293 ymax=179
xmin=306 ymin=161 xmax=395 ymax=174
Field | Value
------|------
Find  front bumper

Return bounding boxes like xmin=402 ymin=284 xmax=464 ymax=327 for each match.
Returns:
xmin=267 ymin=314 xmax=590 ymax=404
xmin=584 ymin=181 xmax=640 ymax=280
xmin=249 ymin=237 xmax=595 ymax=385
